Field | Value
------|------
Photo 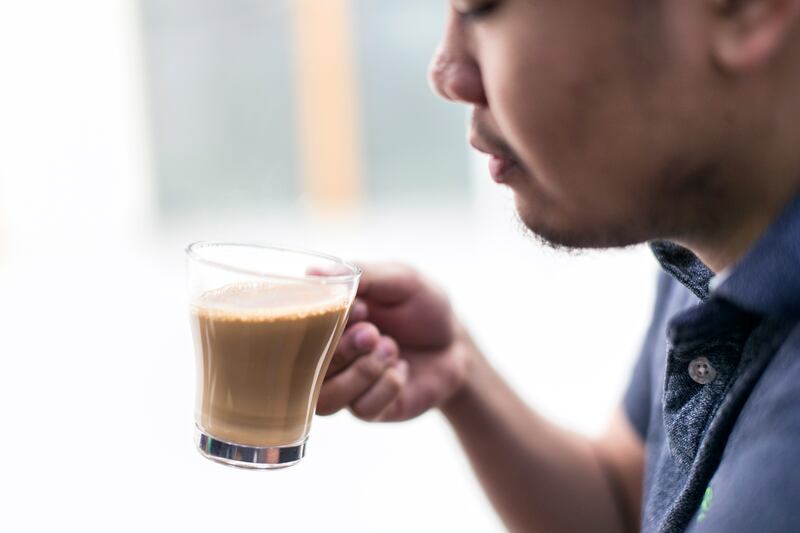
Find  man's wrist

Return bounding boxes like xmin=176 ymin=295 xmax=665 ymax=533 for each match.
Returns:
xmin=439 ymin=325 xmax=484 ymax=422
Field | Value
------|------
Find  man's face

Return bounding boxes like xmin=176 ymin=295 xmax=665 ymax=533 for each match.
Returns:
xmin=430 ymin=0 xmax=720 ymax=248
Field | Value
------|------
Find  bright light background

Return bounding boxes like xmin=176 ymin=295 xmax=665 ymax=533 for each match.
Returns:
xmin=0 ymin=2 xmax=657 ymax=532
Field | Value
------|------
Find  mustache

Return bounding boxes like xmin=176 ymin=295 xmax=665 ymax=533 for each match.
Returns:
xmin=470 ymin=114 xmax=522 ymax=163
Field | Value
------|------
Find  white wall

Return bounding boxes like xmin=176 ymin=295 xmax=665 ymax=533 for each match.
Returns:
xmin=0 ymin=0 xmax=153 ymax=260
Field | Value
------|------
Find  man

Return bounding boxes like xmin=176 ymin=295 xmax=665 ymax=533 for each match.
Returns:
xmin=317 ymin=1 xmax=800 ymax=531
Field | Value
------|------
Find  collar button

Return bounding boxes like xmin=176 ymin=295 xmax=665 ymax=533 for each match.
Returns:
xmin=689 ymin=356 xmax=717 ymax=385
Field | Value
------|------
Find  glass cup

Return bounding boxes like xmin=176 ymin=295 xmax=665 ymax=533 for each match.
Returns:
xmin=186 ymin=242 xmax=360 ymax=469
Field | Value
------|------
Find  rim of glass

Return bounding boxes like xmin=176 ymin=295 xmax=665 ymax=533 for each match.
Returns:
xmin=185 ymin=241 xmax=361 ymax=284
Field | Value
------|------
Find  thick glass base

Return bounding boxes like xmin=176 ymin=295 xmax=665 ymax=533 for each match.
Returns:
xmin=195 ymin=427 xmax=307 ymax=470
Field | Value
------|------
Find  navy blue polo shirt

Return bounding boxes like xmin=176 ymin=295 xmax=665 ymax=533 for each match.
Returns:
xmin=624 ymin=192 xmax=800 ymax=533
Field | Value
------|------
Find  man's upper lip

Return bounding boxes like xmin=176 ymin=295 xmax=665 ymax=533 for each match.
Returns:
xmin=469 ymin=135 xmax=507 ymax=159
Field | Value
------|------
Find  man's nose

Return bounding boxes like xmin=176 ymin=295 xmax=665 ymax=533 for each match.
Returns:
xmin=428 ymin=26 xmax=487 ymax=106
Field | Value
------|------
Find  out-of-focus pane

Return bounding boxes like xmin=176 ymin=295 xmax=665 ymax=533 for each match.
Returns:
xmin=354 ymin=1 xmax=470 ymax=204
xmin=140 ymin=1 xmax=470 ymax=217
xmin=140 ymin=0 xmax=298 ymax=216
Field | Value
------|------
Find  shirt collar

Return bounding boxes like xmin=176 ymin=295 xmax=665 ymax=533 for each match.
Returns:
xmin=650 ymin=190 xmax=800 ymax=318
xmin=649 ymin=240 xmax=714 ymax=302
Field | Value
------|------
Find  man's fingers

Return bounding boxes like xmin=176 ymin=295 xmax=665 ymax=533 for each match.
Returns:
xmin=350 ymin=360 xmax=409 ymax=421
xmin=316 ymin=336 xmax=399 ymax=416
xmin=305 ymin=264 xmax=354 ymax=277
xmin=356 ymin=263 xmax=421 ymax=305
xmin=327 ymin=322 xmax=380 ymax=376
xmin=309 ymin=262 xmax=421 ymax=306
xmin=347 ymin=298 xmax=368 ymax=325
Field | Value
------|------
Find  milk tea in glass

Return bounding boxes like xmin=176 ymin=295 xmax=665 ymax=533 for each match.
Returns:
xmin=186 ymin=242 xmax=360 ymax=469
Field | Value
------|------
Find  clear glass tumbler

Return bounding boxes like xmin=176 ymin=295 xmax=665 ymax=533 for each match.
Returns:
xmin=186 ymin=242 xmax=360 ymax=469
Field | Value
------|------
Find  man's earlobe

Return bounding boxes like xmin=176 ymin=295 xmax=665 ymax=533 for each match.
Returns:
xmin=711 ymin=0 xmax=800 ymax=72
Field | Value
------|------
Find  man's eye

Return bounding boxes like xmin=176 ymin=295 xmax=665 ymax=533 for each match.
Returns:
xmin=458 ymin=1 xmax=499 ymax=21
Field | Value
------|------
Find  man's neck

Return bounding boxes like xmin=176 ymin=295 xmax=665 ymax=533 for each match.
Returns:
xmin=683 ymin=220 xmax=768 ymax=274
xmin=680 ymin=182 xmax=800 ymax=274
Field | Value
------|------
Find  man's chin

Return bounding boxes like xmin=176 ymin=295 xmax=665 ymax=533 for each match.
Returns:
xmin=513 ymin=203 xmax=645 ymax=252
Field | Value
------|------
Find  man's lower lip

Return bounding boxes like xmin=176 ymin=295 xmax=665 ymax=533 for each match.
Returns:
xmin=488 ymin=155 xmax=517 ymax=182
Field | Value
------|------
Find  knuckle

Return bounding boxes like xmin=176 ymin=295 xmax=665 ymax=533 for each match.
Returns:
xmin=353 ymin=356 xmax=383 ymax=382
xmin=396 ymin=262 xmax=418 ymax=276
xmin=400 ymin=264 xmax=421 ymax=286
xmin=382 ymin=262 xmax=420 ymax=286
xmin=386 ymin=369 xmax=405 ymax=391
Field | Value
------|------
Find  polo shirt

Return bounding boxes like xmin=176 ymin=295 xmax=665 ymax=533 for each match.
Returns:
xmin=624 ymin=192 xmax=800 ymax=532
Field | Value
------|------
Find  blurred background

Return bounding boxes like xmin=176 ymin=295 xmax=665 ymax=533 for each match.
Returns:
xmin=0 ymin=1 xmax=656 ymax=531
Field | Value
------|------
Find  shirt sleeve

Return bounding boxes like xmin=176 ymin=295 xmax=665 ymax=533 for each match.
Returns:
xmin=623 ymin=271 xmax=674 ymax=441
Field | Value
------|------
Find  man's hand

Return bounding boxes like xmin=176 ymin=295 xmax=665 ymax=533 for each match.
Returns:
xmin=316 ymin=263 xmax=644 ymax=532
xmin=316 ymin=263 xmax=475 ymax=421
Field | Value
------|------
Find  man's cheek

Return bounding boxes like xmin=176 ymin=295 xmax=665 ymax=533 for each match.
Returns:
xmin=500 ymin=98 xmax=569 ymax=196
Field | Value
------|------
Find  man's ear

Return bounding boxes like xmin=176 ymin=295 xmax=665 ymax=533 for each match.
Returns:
xmin=711 ymin=0 xmax=800 ymax=72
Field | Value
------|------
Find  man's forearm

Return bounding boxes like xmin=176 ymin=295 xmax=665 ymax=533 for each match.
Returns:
xmin=440 ymin=352 xmax=634 ymax=533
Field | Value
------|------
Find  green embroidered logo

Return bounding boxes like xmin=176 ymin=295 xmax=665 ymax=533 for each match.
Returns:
xmin=698 ymin=486 xmax=714 ymax=522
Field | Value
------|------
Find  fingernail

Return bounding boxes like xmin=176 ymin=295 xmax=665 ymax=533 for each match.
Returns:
xmin=355 ymin=328 xmax=376 ymax=351
xmin=376 ymin=340 xmax=395 ymax=361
